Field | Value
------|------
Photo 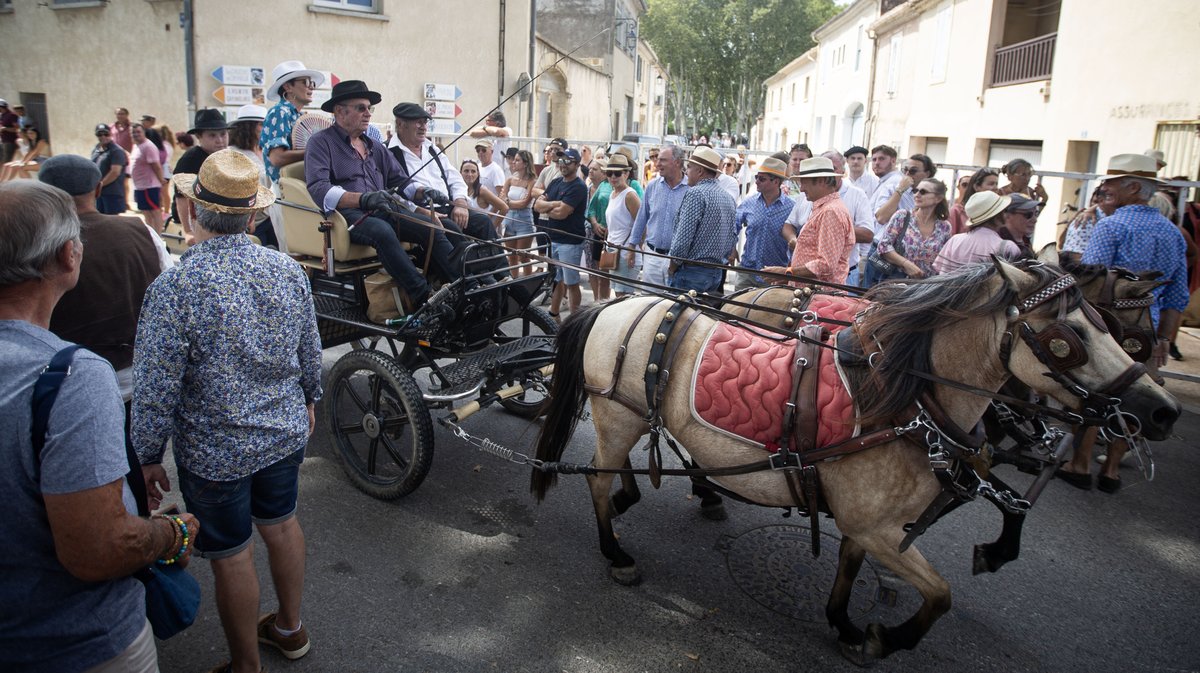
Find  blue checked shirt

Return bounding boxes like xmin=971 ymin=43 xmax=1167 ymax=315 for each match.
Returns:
xmin=670 ymin=177 xmax=738 ymax=265
xmin=259 ymin=99 xmax=301 ymax=183
xmin=1082 ymin=204 xmax=1189 ymax=328
xmin=132 ymin=235 xmax=323 ymax=480
xmin=629 ymin=175 xmax=689 ymax=251
xmin=736 ymin=192 xmax=794 ymax=276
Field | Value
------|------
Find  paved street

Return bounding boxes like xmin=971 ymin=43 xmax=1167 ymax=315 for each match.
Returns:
xmin=157 ymin=325 xmax=1200 ymax=673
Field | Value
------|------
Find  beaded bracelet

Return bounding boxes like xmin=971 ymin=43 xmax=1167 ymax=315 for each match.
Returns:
xmin=157 ymin=514 xmax=190 ymax=566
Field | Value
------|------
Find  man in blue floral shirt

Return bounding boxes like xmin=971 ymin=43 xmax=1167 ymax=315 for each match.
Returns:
xmin=133 ymin=149 xmax=321 ymax=672
xmin=259 ymin=60 xmax=325 ymax=184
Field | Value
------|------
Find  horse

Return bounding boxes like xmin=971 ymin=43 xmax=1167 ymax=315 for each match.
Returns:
xmin=719 ymin=253 xmax=1165 ymax=574
xmin=530 ymin=258 xmax=1179 ymax=663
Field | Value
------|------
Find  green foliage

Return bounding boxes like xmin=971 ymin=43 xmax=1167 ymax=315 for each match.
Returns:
xmin=641 ymin=0 xmax=839 ymax=139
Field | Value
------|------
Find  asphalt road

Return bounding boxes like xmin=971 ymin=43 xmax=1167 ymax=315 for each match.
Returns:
xmin=157 ymin=342 xmax=1200 ymax=673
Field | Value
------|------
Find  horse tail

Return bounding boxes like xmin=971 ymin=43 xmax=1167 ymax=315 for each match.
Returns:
xmin=530 ymin=301 xmax=608 ymax=501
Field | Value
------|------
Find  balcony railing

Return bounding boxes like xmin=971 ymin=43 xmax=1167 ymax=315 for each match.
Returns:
xmin=991 ymin=32 xmax=1056 ymax=87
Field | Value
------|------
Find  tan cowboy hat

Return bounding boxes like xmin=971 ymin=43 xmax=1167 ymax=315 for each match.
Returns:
xmin=964 ymin=191 xmax=1012 ymax=227
xmin=756 ymin=156 xmax=789 ymax=179
xmin=791 ymin=156 xmax=842 ymax=179
xmin=171 ymin=149 xmax=275 ymax=214
xmin=605 ymin=153 xmax=634 ymax=172
xmin=1097 ymin=153 xmax=1165 ymax=183
xmin=688 ymin=146 xmax=722 ymax=173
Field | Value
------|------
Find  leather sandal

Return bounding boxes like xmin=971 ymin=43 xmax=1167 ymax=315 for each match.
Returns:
xmin=1098 ymin=475 xmax=1122 ymax=494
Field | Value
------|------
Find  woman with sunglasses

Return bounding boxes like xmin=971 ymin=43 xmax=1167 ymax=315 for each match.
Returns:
xmin=601 ymin=153 xmax=642 ymax=298
xmin=948 ymin=167 xmax=1000 ymax=234
xmin=870 ymin=178 xmax=953 ymax=279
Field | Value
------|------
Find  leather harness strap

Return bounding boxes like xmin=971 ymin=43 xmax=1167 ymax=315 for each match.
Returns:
xmin=585 ymin=297 xmax=662 ymax=401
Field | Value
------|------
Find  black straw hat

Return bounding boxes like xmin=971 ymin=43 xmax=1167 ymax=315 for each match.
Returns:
xmin=321 ymin=80 xmax=382 ymax=113
xmin=187 ymin=108 xmax=231 ymax=135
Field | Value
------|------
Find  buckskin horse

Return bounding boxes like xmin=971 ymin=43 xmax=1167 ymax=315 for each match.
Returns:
xmin=530 ymin=258 xmax=1179 ymax=663
xmin=720 ymin=251 xmax=1165 ymax=575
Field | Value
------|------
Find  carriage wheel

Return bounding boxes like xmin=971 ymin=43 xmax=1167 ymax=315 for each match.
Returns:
xmin=326 ymin=349 xmax=434 ymax=500
xmin=494 ymin=306 xmax=558 ymax=419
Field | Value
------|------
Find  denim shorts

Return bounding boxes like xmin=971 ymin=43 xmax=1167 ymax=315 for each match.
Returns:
xmin=133 ymin=187 xmax=161 ymax=211
xmin=505 ymin=208 xmax=534 ymax=237
xmin=550 ymin=241 xmax=584 ymax=285
xmin=177 ymin=449 xmax=304 ymax=559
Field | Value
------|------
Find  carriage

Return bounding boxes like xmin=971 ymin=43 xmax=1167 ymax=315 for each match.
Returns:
xmin=275 ymin=162 xmax=558 ymax=500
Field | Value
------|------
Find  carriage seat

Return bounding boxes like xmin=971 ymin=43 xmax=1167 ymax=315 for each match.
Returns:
xmin=277 ymin=161 xmax=382 ymax=272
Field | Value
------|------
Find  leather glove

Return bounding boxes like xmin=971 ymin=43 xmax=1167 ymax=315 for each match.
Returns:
xmin=423 ymin=188 xmax=450 ymax=207
xmin=360 ymin=190 xmax=396 ymax=213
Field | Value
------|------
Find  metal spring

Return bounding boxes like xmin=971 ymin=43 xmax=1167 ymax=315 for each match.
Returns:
xmin=478 ymin=437 xmax=516 ymax=462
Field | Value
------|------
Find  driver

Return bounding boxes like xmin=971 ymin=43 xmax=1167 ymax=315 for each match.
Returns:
xmin=305 ymin=80 xmax=459 ymax=310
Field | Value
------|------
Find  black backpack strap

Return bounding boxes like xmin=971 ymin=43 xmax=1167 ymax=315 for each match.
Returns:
xmin=31 ymin=345 xmax=83 ymax=458
xmin=31 ymin=345 xmax=151 ymax=516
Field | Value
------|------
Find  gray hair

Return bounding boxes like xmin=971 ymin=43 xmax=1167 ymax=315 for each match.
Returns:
xmin=1109 ymin=176 xmax=1157 ymax=202
xmin=821 ymin=150 xmax=846 ymax=172
xmin=0 ymin=181 xmax=81 ymax=286
xmin=195 ymin=204 xmax=252 ymax=235
xmin=659 ymin=145 xmax=682 ymax=164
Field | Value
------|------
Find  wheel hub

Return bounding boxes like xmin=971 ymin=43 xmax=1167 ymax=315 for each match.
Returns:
xmin=362 ymin=413 xmax=382 ymax=439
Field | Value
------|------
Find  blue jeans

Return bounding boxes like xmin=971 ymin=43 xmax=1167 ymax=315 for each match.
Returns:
xmin=669 ymin=264 xmax=723 ymax=294
xmin=342 ymin=208 xmax=458 ymax=300
xmin=178 ymin=449 xmax=305 ymax=559
xmin=550 ymin=241 xmax=584 ymax=285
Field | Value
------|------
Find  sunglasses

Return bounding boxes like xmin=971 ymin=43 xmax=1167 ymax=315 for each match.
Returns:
xmin=289 ymin=78 xmax=317 ymax=88
xmin=556 ymin=158 xmax=577 ymax=165
xmin=913 ymin=188 xmax=938 ymax=195
xmin=903 ymin=166 xmax=922 ymax=175
xmin=96 ymin=132 xmax=111 ymax=137
xmin=754 ymin=174 xmax=777 ymax=182
xmin=344 ymin=104 xmax=374 ymax=114
xmin=605 ymin=170 xmax=625 ymax=177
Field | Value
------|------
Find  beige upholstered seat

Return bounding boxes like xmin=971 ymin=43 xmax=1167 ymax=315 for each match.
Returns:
xmin=277 ymin=161 xmax=377 ymax=264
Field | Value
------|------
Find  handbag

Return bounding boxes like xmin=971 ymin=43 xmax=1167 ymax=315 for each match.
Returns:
xmin=32 ymin=346 xmax=201 ymax=640
xmin=364 ymin=271 xmax=407 ymax=323
xmin=598 ymin=246 xmax=619 ymax=270
xmin=866 ymin=211 xmax=913 ymax=279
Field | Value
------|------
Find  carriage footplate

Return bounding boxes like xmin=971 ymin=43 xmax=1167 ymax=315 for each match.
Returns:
xmin=428 ymin=336 xmax=555 ymax=400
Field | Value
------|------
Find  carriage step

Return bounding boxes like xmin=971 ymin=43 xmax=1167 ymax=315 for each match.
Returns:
xmin=430 ymin=335 xmax=555 ymax=399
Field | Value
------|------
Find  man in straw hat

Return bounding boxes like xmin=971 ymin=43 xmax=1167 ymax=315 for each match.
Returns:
xmin=763 ymin=156 xmax=855 ymax=285
xmin=133 ymin=149 xmax=321 ymax=671
xmin=667 ymin=145 xmax=738 ymax=293
xmin=732 ymin=155 xmax=794 ymax=290
xmin=1082 ymin=153 xmax=1189 ymax=392
xmin=306 ymin=80 xmax=460 ymax=310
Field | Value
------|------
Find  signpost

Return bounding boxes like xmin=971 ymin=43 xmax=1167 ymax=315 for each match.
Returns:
xmin=423 ymin=101 xmax=462 ymax=119
xmin=429 ymin=119 xmax=462 ymax=135
xmin=211 ymin=65 xmax=265 ymax=87
xmin=212 ymin=86 xmax=265 ymax=106
xmin=423 ymin=83 xmax=463 ymax=134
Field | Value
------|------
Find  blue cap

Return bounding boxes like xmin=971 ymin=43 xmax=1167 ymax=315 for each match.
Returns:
xmin=558 ymin=148 xmax=582 ymax=163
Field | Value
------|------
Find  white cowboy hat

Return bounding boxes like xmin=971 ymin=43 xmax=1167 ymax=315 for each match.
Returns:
xmin=687 ymin=146 xmax=723 ymax=173
xmin=964 ymin=191 xmax=1013 ymax=227
xmin=171 ymin=149 xmax=275 ymax=214
xmin=791 ymin=156 xmax=842 ymax=179
xmin=1097 ymin=153 xmax=1165 ymax=183
xmin=235 ymin=104 xmax=267 ymax=122
xmin=266 ymin=61 xmax=326 ymax=102
xmin=1142 ymin=148 xmax=1167 ymax=169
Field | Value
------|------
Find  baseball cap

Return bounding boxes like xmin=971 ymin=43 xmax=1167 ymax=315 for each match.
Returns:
xmin=95 ymin=123 xmax=112 ymax=136
xmin=548 ymin=137 xmax=568 ymax=150
xmin=1006 ymin=194 xmax=1041 ymax=213
xmin=0 ymin=99 xmax=8 ymax=107
xmin=557 ymin=148 xmax=581 ymax=163
xmin=474 ymin=138 xmax=493 ymax=149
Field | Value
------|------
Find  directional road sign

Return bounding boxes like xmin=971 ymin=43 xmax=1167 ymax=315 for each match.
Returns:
xmin=423 ymin=83 xmax=462 ymax=101
xmin=211 ymin=65 xmax=265 ymax=87
xmin=423 ymin=101 xmax=462 ymax=119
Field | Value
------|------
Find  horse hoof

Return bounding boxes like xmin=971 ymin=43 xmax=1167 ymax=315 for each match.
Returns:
xmin=838 ymin=641 xmax=877 ymax=668
xmin=972 ymin=545 xmax=991 ymax=575
xmin=610 ymin=564 xmax=642 ymax=586
xmin=700 ymin=501 xmax=728 ymax=521
xmin=862 ymin=623 xmax=888 ymax=661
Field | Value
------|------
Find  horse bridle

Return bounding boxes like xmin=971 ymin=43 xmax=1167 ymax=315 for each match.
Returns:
xmin=1092 ymin=268 xmax=1157 ymax=364
xmin=998 ymin=271 xmax=1148 ymax=422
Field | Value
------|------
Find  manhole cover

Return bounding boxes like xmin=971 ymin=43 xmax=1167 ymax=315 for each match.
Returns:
xmin=721 ymin=524 xmax=882 ymax=623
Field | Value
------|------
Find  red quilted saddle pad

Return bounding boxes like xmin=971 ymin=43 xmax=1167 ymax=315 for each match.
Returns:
xmin=801 ymin=293 xmax=866 ymax=334
xmin=691 ymin=322 xmax=858 ymax=451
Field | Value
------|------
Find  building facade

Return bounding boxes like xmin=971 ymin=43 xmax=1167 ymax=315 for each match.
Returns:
xmin=810 ymin=0 xmax=878 ymax=153
xmin=758 ymin=48 xmax=818 ymax=152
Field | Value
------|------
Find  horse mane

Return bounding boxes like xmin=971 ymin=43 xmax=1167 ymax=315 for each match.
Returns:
xmin=853 ymin=261 xmax=1065 ymax=424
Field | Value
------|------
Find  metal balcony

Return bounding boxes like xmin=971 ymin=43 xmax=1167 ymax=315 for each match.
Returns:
xmin=991 ymin=32 xmax=1056 ymax=87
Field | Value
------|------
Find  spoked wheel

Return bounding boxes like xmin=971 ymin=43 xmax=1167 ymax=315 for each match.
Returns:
xmin=326 ymin=349 xmax=434 ymax=500
xmin=493 ymin=306 xmax=558 ymax=419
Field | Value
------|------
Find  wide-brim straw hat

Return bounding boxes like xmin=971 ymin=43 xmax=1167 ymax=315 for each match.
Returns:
xmin=756 ymin=156 xmax=789 ymax=179
xmin=1096 ymin=153 xmax=1165 ymax=183
xmin=235 ymin=104 xmax=267 ymax=123
xmin=605 ymin=153 xmax=634 ymax=172
xmin=791 ymin=156 xmax=842 ymax=179
xmin=267 ymin=60 xmax=326 ymax=101
xmin=171 ymin=149 xmax=275 ymax=214
xmin=688 ymin=146 xmax=722 ymax=172
xmin=965 ymin=191 xmax=1012 ymax=227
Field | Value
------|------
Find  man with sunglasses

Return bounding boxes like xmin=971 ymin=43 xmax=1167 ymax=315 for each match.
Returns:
xmin=874 ymin=152 xmax=936 ymax=225
xmin=261 ymin=60 xmax=325 ymax=184
xmin=533 ymin=148 xmax=589 ymax=319
xmin=306 ymin=80 xmax=459 ymax=312
xmin=473 ymin=139 xmax=507 ymax=197
xmin=91 ymin=123 xmax=129 ymax=215
xmin=733 ymin=157 xmax=793 ymax=291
